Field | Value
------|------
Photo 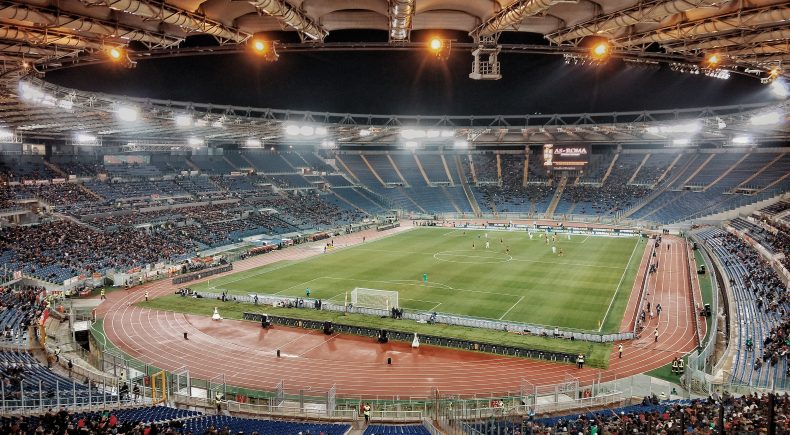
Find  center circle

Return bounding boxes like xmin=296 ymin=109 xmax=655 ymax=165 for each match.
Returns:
xmin=433 ymin=250 xmax=513 ymax=264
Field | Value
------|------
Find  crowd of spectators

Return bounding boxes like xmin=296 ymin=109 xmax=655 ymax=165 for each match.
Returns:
xmin=476 ymin=155 xmax=554 ymax=213
xmin=0 ymin=285 xmax=43 ymax=339
xmin=560 ymin=161 xmax=649 ymax=216
xmin=0 ymin=221 xmax=193 ymax=276
xmin=0 ymin=408 xmax=185 ymax=435
xmin=476 ymin=393 xmax=790 ymax=434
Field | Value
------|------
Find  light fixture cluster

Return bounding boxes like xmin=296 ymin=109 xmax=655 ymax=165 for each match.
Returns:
xmin=116 ymin=105 xmax=139 ymax=122
xmin=18 ymin=82 xmax=74 ymax=109
xmin=284 ymin=124 xmax=328 ymax=137
xmin=0 ymin=129 xmax=15 ymax=141
xmin=645 ymin=121 xmax=702 ymax=135
xmin=669 ymin=63 xmax=701 ymax=75
xmin=250 ymin=38 xmax=279 ymax=62
xmin=74 ymin=133 xmax=99 ymax=145
xmin=703 ymin=68 xmax=730 ymax=80
xmin=400 ymin=128 xmax=455 ymax=139
xmin=750 ymin=111 xmax=784 ymax=126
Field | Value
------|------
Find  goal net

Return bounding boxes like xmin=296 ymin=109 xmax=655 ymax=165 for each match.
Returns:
xmin=350 ymin=288 xmax=399 ymax=311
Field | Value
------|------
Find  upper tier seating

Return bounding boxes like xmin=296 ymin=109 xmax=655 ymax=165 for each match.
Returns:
xmin=182 ymin=415 xmax=350 ymax=435
xmin=244 ymin=151 xmax=294 ymax=174
xmin=189 ymin=155 xmax=236 ymax=174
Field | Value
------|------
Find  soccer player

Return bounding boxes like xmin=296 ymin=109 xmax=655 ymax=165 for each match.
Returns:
xmin=559 ymin=247 xmax=564 ymax=256
xmin=306 ymin=287 xmax=311 ymax=298
xmin=423 ymin=273 xmax=428 ymax=285
xmin=485 ymin=241 xmax=490 ymax=249
xmin=551 ymin=245 xmax=557 ymax=255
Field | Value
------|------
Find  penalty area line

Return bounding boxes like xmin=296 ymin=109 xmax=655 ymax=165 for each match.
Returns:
xmin=498 ymin=296 xmax=525 ymax=320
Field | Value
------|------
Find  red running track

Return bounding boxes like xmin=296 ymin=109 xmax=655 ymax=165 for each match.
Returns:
xmin=96 ymin=227 xmax=703 ymax=398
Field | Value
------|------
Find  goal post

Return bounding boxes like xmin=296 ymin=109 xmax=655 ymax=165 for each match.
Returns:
xmin=350 ymin=288 xmax=399 ymax=311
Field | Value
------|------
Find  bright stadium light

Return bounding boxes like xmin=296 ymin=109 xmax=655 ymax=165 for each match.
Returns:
xmin=401 ymin=128 xmax=427 ymax=139
xmin=646 ymin=121 xmax=702 ymax=134
xmin=426 ymin=129 xmax=441 ymax=138
xmin=454 ymin=139 xmax=469 ymax=148
xmin=750 ymin=111 xmax=783 ymax=126
xmin=299 ymin=125 xmax=315 ymax=136
xmin=211 ymin=119 xmax=223 ymax=128
xmin=109 ymin=47 xmax=123 ymax=61
xmin=245 ymin=138 xmax=262 ymax=148
xmin=175 ymin=114 xmax=192 ymax=127
xmin=429 ymin=38 xmax=442 ymax=51
xmin=285 ymin=124 xmax=301 ymax=136
xmin=591 ymin=41 xmax=610 ymax=60
xmin=253 ymin=39 xmax=266 ymax=52
xmin=705 ymin=53 xmax=721 ymax=67
xmin=315 ymin=126 xmax=328 ymax=136
xmin=769 ymin=80 xmax=788 ymax=98
xmin=116 ymin=105 xmax=139 ymax=122
xmin=731 ymin=136 xmax=753 ymax=145
xmin=428 ymin=38 xmax=451 ymax=60
xmin=440 ymin=130 xmax=455 ymax=138
xmin=359 ymin=129 xmax=371 ymax=137
xmin=0 ymin=129 xmax=14 ymax=140
xmin=188 ymin=137 xmax=204 ymax=146
xmin=404 ymin=140 xmax=419 ymax=149
xmin=672 ymin=138 xmax=691 ymax=146
xmin=58 ymin=99 xmax=73 ymax=110
xmin=75 ymin=133 xmax=97 ymax=144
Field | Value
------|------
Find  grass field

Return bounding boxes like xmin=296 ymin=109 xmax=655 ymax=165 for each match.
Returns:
xmin=189 ymin=227 xmax=645 ymax=332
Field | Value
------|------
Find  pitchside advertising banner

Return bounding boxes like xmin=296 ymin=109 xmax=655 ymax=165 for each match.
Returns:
xmin=543 ymin=144 xmax=590 ymax=171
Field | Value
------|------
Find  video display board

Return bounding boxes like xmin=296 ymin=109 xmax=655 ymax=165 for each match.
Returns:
xmin=543 ymin=144 xmax=590 ymax=171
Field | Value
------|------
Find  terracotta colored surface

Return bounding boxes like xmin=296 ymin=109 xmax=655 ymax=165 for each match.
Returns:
xmin=97 ymin=226 xmax=702 ymax=398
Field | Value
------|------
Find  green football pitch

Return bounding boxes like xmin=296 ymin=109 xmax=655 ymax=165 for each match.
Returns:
xmin=190 ymin=227 xmax=645 ymax=332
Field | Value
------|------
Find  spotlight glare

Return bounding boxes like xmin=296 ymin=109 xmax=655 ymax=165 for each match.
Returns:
xmin=188 ymin=137 xmax=204 ymax=146
xmin=591 ymin=42 xmax=610 ymax=59
xmin=454 ymin=139 xmax=469 ymax=148
xmin=175 ymin=114 xmax=192 ymax=127
xmin=706 ymin=53 xmax=721 ymax=66
xmin=315 ymin=126 xmax=328 ymax=136
xmin=58 ymin=99 xmax=73 ymax=110
xmin=429 ymin=38 xmax=442 ymax=51
xmin=253 ymin=39 xmax=266 ymax=53
xmin=440 ymin=130 xmax=454 ymax=138
xmin=731 ymin=136 xmax=752 ymax=145
xmin=285 ymin=124 xmax=301 ymax=136
xmin=404 ymin=140 xmax=419 ymax=149
xmin=0 ymin=129 xmax=14 ymax=140
xmin=750 ymin=111 xmax=783 ymax=126
xmin=426 ymin=129 xmax=441 ymax=138
xmin=769 ymin=80 xmax=788 ymax=98
xmin=359 ymin=129 xmax=371 ymax=137
xmin=245 ymin=138 xmax=261 ymax=147
xmin=672 ymin=138 xmax=691 ymax=146
xmin=299 ymin=125 xmax=315 ymax=136
xmin=116 ymin=105 xmax=139 ymax=122
xmin=109 ymin=47 xmax=122 ymax=60
xmin=75 ymin=133 xmax=97 ymax=144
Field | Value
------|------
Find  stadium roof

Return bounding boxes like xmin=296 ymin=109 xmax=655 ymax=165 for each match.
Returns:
xmin=0 ymin=0 xmax=787 ymax=78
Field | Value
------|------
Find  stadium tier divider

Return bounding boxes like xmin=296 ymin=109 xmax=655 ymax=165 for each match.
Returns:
xmin=196 ymin=289 xmax=632 ymax=344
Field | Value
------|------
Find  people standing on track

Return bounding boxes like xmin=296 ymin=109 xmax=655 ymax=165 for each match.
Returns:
xmin=144 ymin=291 xmax=149 ymax=302
xmin=618 ymin=344 xmax=623 ymax=359
xmin=656 ymin=303 xmax=662 ymax=318
xmin=654 ymin=328 xmax=659 ymax=342
xmin=576 ymin=354 xmax=585 ymax=369
xmin=100 ymin=289 xmax=106 ymax=300
xmin=363 ymin=403 xmax=371 ymax=424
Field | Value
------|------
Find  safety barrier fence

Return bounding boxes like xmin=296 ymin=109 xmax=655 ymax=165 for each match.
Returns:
xmin=171 ymin=264 xmax=233 ymax=285
xmin=685 ymin=238 xmax=704 ymax=349
xmin=632 ymin=240 xmax=656 ymax=336
xmin=194 ymin=290 xmax=632 ymax=344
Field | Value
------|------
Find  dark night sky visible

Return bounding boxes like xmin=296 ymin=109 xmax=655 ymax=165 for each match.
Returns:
xmin=46 ymin=31 xmax=775 ymax=116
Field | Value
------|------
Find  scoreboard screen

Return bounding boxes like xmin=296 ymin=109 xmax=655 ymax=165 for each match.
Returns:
xmin=543 ymin=144 xmax=590 ymax=171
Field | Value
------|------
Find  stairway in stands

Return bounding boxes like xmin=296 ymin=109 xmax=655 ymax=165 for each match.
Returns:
xmin=544 ymin=175 xmax=568 ymax=218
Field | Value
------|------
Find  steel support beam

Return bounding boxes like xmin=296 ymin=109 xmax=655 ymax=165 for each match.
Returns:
xmin=615 ymin=6 xmax=790 ymax=48
xmin=83 ymin=0 xmax=248 ymax=43
xmin=663 ymin=27 xmax=790 ymax=53
xmin=389 ymin=0 xmax=415 ymax=41
xmin=0 ymin=3 xmax=181 ymax=48
xmin=471 ymin=0 xmax=564 ymax=39
xmin=547 ymin=0 xmax=729 ymax=44
xmin=248 ymin=0 xmax=327 ymax=41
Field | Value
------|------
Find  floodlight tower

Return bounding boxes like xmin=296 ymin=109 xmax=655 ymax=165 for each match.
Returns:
xmin=469 ymin=35 xmax=502 ymax=80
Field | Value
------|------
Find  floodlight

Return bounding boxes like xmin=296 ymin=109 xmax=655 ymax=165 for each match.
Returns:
xmin=75 ymin=133 xmax=97 ymax=143
xmin=440 ymin=130 xmax=455 ymax=138
xmin=175 ymin=114 xmax=192 ymax=127
xmin=429 ymin=38 xmax=443 ymax=51
xmin=188 ymin=137 xmax=204 ymax=146
xmin=245 ymin=138 xmax=261 ymax=147
xmin=285 ymin=124 xmax=301 ymax=136
xmin=404 ymin=141 xmax=419 ymax=149
xmin=250 ymin=38 xmax=278 ymax=62
xmin=705 ymin=53 xmax=721 ymax=67
xmin=116 ymin=105 xmax=139 ymax=122
xmin=591 ymin=42 xmax=610 ymax=59
xmin=426 ymin=129 xmax=441 ymax=138
xmin=299 ymin=125 xmax=315 ymax=136
xmin=109 ymin=47 xmax=123 ymax=60
xmin=428 ymin=38 xmax=451 ymax=60
xmin=359 ymin=129 xmax=371 ymax=137
xmin=253 ymin=39 xmax=266 ymax=53
xmin=195 ymin=118 xmax=208 ymax=127
xmin=58 ymin=99 xmax=73 ymax=110
xmin=750 ymin=111 xmax=783 ymax=126
xmin=211 ymin=119 xmax=223 ymax=128
xmin=315 ymin=126 xmax=328 ymax=136
xmin=401 ymin=129 xmax=426 ymax=139
xmin=454 ymin=139 xmax=469 ymax=148
xmin=731 ymin=136 xmax=752 ymax=145
xmin=769 ymin=80 xmax=788 ymax=98
xmin=320 ymin=139 xmax=335 ymax=148
xmin=0 ymin=129 xmax=14 ymax=140
xmin=672 ymin=138 xmax=690 ymax=146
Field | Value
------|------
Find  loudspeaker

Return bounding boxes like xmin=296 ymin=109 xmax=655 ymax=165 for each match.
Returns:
xmin=323 ymin=321 xmax=333 ymax=335
xmin=377 ymin=329 xmax=389 ymax=343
